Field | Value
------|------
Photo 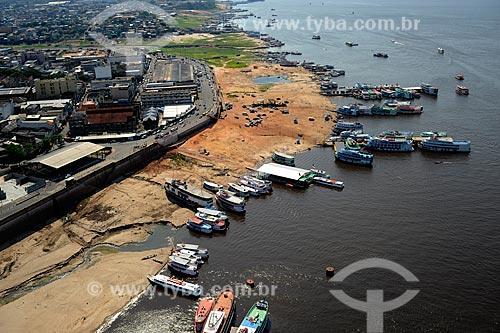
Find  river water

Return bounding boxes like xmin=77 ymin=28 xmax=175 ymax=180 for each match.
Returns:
xmin=103 ymin=0 xmax=500 ymax=331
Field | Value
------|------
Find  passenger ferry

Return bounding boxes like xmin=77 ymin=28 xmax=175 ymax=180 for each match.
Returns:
xmin=335 ymin=147 xmax=373 ymax=166
xmin=236 ymin=300 xmax=270 ymax=333
xmin=313 ymin=176 xmax=344 ymax=189
xmin=227 ymin=183 xmax=250 ymax=198
xmin=242 ymin=176 xmax=273 ymax=192
xmin=420 ymin=83 xmax=439 ymax=95
xmin=418 ymin=138 xmax=471 ymax=153
xmin=332 ymin=121 xmax=364 ymax=134
xmin=147 ymin=274 xmax=202 ymax=297
xmin=165 ymin=177 xmax=214 ymax=209
xmin=167 ymin=256 xmax=199 ymax=276
xmin=366 ymin=137 xmax=414 ymax=152
xmin=187 ymin=218 xmax=214 ymax=235
xmin=197 ymin=207 xmax=228 ymax=221
xmin=170 ymin=250 xmax=204 ymax=266
xmin=215 ymin=190 xmax=246 ymax=214
xmin=175 ymin=243 xmax=209 ymax=259
xmin=396 ymin=104 xmax=423 ymax=115
xmin=203 ymin=181 xmax=224 ymax=193
xmin=272 ymin=151 xmax=295 ymax=166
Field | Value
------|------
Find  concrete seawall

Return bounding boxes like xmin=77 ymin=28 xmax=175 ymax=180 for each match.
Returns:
xmin=0 ymin=115 xmax=217 ymax=245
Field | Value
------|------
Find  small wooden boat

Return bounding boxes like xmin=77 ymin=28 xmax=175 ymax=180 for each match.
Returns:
xmin=194 ymin=298 xmax=215 ymax=333
xmin=313 ymin=176 xmax=345 ymax=189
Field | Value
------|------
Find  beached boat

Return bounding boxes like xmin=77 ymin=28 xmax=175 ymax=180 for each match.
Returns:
xmin=170 ymin=250 xmax=204 ymax=266
xmin=455 ymin=74 xmax=464 ymax=80
xmin=335 ymin=147 xmax=373 ymax=166
xmin=187 ymin=218 xmax=213 ymax=235
xmin=366 ymin=137 xmax=414 ymax=152
xmin=203 ymin=181 xmax=224 ymax=193
xmin=313 ymin=176 xmax=344 ymax=189
xmin=167 ymin=256 xmax=199 ymax=276
xmin=272 ymin=151 xmax=295 ymax=166
xmin=203 ymin=290 xmax=235 ymax=333
xmin=215 ymin=190 xmax=246 ymax=214
xmin=165 ymin=178 xmax=214 ymax=209
xmin=333 ymin=121 xmax=364 ymax=134
xmin=197 ymin=207 xmax=228 ymax=221
xmin=147 ymin=274 xmax=202 ymax=297
xmin=418 ymin=138 xmax=471 ymax=153
xmin=195 ymin=299 xmax=215 ymax=333
xmin=420 ymin=83 xmax=439 ymax=96
xmin=175 ymin=243 xmax=209 ymax=259
xmin=456 ymin=85 xmax=469 ymax=95
xmin=228 ymin=183 xmax=250 ymax=198
xmin=236 ymin=300 xmax=269 ymax=333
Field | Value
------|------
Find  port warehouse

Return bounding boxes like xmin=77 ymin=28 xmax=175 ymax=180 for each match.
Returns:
xmin=0 ymin=115 xmax=216 ymax=244
xmin=257 ymin=163 xmax=315 ymax=188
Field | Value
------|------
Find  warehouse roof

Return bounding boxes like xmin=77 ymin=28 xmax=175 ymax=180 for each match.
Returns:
xmin=29 ymin=142 xmax=104 ymax=169
xmin=257 ymin=163 xmax=311 ymax=181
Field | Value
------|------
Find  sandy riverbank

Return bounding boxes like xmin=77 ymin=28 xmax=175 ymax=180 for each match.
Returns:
xmin=0 ymin=61 xmax=335 ymax=332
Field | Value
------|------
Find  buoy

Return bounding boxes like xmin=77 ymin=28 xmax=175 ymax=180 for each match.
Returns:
xmin=246 ymin=279 xmax=255 ymax=287
xmin=325 ymin=267 xmax=335 ymax=276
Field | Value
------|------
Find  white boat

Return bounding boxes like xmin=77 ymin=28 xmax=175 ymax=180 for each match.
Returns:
xmin=313 ymin=176 xmax=344 ymax=189
xmin=236 ymin=183 xmax=260 ymax=196
xmin=167 ymin=256 xmax=199 ymax=276
xmin=203 ymin=181 xmax=224 ymax=193
xmin=197 ymin=207 xmax=228 ymax=221
xmin=272 ymin=151 xmax=295 ymax=166
xmin=147 ymin=274 xmax=202 ymax=297
xmin=227 ymin=183 xmax=250 ymax=198
xmin=193 ymin=214 xmax=227 ymax=232
xmin=241 ymin=176 xmax=273 ymax=192
xmin=215 ymin=190 xmax=246 ymax=214
xmin=418 ymin=138 xmax=471 ymax=153
xmin=165 ymin=178 xmax=214 ymax=209
xmin=239 ymin=178 xmax=268 ymax=195
xmin=170 ymin=251 xmax=204 ymax=266
xmin=175 ymin=243 xmax=209 ymax=259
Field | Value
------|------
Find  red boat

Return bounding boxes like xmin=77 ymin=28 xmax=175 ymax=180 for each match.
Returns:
xmin=194 ymin=298 xmax=215 ymax=333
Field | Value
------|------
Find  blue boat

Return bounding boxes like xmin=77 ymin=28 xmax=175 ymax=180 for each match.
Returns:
xmin=334 ymin=142 xmax=373 ymax=166
xmin=365 ymin=137 xmax=414 ymax=152
xmin=420 ymin=83 xmax=439 ymax=95
xmin=418 ymin=138 xmax=471 ymax=153
xmin=332 ymin=121 xmax=364 ymax=134
xmin=187 ymin=219 xmax=213 ymax=235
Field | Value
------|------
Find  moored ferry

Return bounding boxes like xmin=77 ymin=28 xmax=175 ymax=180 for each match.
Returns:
xmin=421 ymin=83 xmax=439 ymax=95
xmin=187 ymin=218 xmax=214 ymax=235
xmin=165 ymin=177 xmax=214 ymax=209
xmin=334 ymin=142 xmax=373 ymax=166
xmin=175 ymin=243 xmax=209 ymax=259
xmin=167 ymin=256 xmax=199 ymax=276
xmin=197 ymin=207 xmax=228 ymax=221
xmin=418 ymin=138 xmax=471 ymax=153
xmin=366 ymin=137 xmax=414 ymax=152
xmin=236 ymin=299 xmax=270 ymax=333
xmin=396 ymin=104 xmax=423 ymax=115
xmin=333 ymin=121 xmax=364 ymax=134
xmin=170 ymin=250 xmax=204 ymax=266
xmin=272 ymin=151 xmax=295 ymax=166
xmin=147 ymin=274 xmax=202 ymax=297
xmin=227 ymin=183 xmax=250 ymax=198
xmin=203 ymin=181 xmax=224 ymax=193
xmin=203 ymin=290 xmax=235 ymax=333
xmin=215 ymin=190 xmax=246 ymax=214
xmin=195 ymin=299 xmax=215 ymax=333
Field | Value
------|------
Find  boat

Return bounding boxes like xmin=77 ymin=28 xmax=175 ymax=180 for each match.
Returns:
xmin=195 ymin=299 xmax=215 ymax=333
xmin=396 ymin=104 xmax=423 ymax=115
xmin=227 ymin=183 xmax=250 ymax=198
xmin=147 ymin=274 xmax=202 ymax=297
xmin=335 ymin=146 xmax=373 ymax=166
xmin=312 ymin=35 xmax=321 ymax=40
xmin=215 ymin=190 xmax=246 ymax=214
xmin=420 ymin=131 xmax=447 ymax=138
xmin=187 ymin=218 xmax=213 ymax=235
xmin=310 ymin=167 xmax=330 ymax=178
xmin=345 ymin=41 xmax=358 ymax=47
xmin=165 ymin=177 xmax=214 ymax=209
xmin=167 ymin=256 xmax=199 ymax=276
xmin=235 ymin=183 xmax=260 ymax=196
xmin=373 ymin=52 xmax=388 ymax=58
xmin=420 ymin=83 xmax=439 ymax=96
xmin=203 ymin=181 xmax=224 ymax=193
xmin=193 ymin=214 xmax=228 ymax=232
xmin=437 ymin=47 xmax=445 ymax=54
xmin=203 ymin=290 xmax=235 ymax=333
xmin=175 ymin=243 xmax=209 ymax=259
xmin=418 ymin=138 xmax=471 ymax=153
xmin=455 ymin=74 xmax=464 ymax=80
xmin=239 ymin=178 xmax=268 ymax=195
xmin=170 ymin=250 xmax=204 ymax=266
xmin=241 ymin=175 xmax=272 ymax=192
xmin=371 ymin=105 xmax=397 ymax=116
xmin=272 ymin=151 xmax=295 ymax=166
xmin=365 ymin=137 xmax=414 ymax=152
xmin=332 ymin=121 xmax=363 ymax=134
xmin=197 ymin=207 xmax=228 ymax=221
xmin=313 ymin=176 xmax=344 ymax=189
xmin=456 ymin=85 xmax=469 ymax=95
xmin=236 ymin=300 xmax=269 ymax=333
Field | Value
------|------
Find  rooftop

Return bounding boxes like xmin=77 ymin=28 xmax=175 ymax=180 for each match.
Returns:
xmin=29 ymin=142 xmax=104 ymax=169
xmin=257 ymin=163 xmax=312 ymax=181
xmin=152 ymin=60 xmax=194 ymax=83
